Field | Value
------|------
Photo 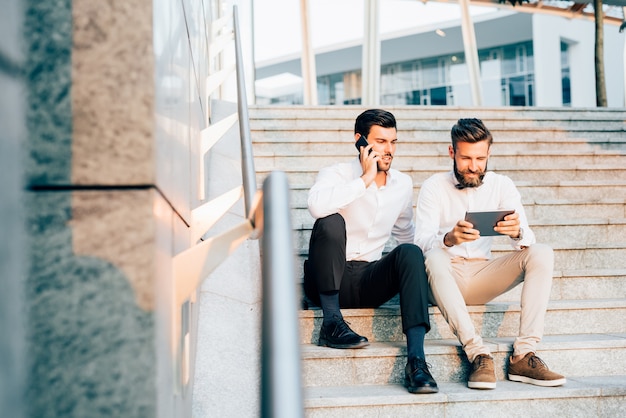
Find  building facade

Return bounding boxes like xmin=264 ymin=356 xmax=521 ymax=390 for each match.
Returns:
xmin=255 ymin=10 xmax=625 ymax=107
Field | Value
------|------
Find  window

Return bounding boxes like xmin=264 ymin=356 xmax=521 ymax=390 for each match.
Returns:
xmin=561 ymin=41 xmax=571 ymax=106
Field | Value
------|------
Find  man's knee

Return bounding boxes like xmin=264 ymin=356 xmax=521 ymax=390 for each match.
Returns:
xmin=394 ymin=243 xmax=424 ymax=264
xmin=424 ymin=248 xmax=452 ymax=284
xmin=313 ymin=213 xmax=346 ymax=240
xmin=526 ymin=243 xmax=554 ymax=265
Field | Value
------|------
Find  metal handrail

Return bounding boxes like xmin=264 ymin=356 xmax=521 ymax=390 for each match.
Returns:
xmin=233 ymin=5 xmax=257 ymax=220
xmin=230 ymin=6 xmax=304 ymax=417
xmin=179 ymin=5 xmax=303 ymax=416
xmin=260 ymin=172 xmax=304 ymax=418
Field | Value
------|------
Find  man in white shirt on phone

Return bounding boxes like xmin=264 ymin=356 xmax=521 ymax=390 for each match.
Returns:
xmin=414 ymin=118 xmax=565 ymax=390
xmin=304 ymin=109 xmax=438 ymax=394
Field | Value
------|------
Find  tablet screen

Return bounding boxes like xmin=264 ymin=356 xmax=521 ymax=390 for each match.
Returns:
xmin=464 ymin=210 xmax=515 ymax=236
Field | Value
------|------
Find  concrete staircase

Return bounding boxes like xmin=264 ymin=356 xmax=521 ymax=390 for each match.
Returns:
xmin=249 ymin=106 xmax=626 ymax=417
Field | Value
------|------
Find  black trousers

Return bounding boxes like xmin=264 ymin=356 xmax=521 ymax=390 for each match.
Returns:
xmin=303 ymin=213 xmax=431 ymax=333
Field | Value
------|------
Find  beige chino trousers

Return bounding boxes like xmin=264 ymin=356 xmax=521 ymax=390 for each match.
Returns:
xmin=425 ymin=244 xmax=554 ymax=362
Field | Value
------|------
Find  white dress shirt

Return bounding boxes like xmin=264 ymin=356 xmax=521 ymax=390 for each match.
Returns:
xmin=414 ymin=170 xmax=535 ymax=259
xmin=308 ymin=158 xmax=415 ymax=262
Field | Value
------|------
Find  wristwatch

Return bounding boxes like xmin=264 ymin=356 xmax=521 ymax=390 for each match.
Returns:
xmin=512 ymin=227 xmax=524 ymax=241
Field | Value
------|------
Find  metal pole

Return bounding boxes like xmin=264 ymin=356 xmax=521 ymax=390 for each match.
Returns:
xmin=233 ymin=5 xmax=257 ymax=217
xmin=260 ymin=171 xmax=304 ymax=418
xmin=362 ymin=0 xmax=380 ymax=105
xmin=459 ymin=0 xmax=483 ymax=106
xmin=300 ymin=0 xmax=318 ymax=105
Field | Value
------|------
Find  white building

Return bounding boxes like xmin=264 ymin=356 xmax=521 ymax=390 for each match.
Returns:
xmin=254 ymin=2 xmax=626 ymax=107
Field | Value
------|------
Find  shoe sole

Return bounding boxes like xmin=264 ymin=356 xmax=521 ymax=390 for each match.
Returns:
xmin=508 ymin=373 xmax=566 ymax=387
xmin=405 ymin=382 xmax=439 ymax=394
xmin=318 ymin=339 xmax=370 ymax=349
xmin=467 ymin=381 xmax=497 ymax=390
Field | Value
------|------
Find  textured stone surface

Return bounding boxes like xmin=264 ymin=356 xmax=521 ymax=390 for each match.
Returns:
xmin=24 ymin=190 xmax=157 ymax=417
xmin=24 ymin=0 xmax=73 ymax=186
xmin=71 ymin=0 xmax=155 ymax=185
xmin=70 ymin=189 xmax=156 ymax=310
xmin=304 ymin=376 xmax=626 ymax=417
xmin=193 ymin=265 xmax=262 ymax=418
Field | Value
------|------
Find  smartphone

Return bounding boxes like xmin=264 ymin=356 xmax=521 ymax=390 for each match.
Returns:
xmin=355 ymin=135 xmax=371 ymax=155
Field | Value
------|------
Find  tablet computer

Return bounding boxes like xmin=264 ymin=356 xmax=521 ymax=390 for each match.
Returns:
xmin=464 ymin=209 xmax=515 ymax=236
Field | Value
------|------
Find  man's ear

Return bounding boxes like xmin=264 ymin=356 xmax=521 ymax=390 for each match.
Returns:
xmin=448 ymin=145 xmax=455 ymax=159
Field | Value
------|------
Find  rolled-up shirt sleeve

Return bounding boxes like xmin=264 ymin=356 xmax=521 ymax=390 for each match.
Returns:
xmin=498 ymin=176 xmax=535 ymax=249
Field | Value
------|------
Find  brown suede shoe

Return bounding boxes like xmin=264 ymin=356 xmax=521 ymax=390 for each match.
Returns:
xmin=468 ymin=354 xmax=496 ymax=389
xmin=508 ymin=352 xmax=566 ymax=387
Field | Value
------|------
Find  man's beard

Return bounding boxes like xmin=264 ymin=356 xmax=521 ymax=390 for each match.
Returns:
xmin=377 ymin=154 xmax=393 ymax=172
xmin=454 ymin=159 xmax=486 ymax=189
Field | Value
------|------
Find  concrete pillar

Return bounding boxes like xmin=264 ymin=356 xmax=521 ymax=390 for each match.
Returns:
xmin=459 ymin=0 xmax=483 ymax=106
xmin=300 ymin=0 xmax=319 ymax=105
xmin=14 ymin=0 xmax=214 ymax=416
xmin=362 ymin=0 xmax=381 ymax=105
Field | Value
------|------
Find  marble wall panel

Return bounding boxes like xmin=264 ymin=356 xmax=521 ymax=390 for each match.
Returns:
xmin=153 ymin=188 xmax=192 ymax=416
xmin=71 ymin=0 xmax=155 ymax=186
xmin=154 ymin=0 xmax=198 ymax=223
xmin=23 ymin=189 xmax=159 ymax=417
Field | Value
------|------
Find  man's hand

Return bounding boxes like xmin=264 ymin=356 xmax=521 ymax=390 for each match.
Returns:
xmin=494 ymin=212 xmax=521 ymax=239
xmin=444 ymin=212 xmax=522 ymax=246
xmin=359 ymin=143 xmax=378 ymax=187
xmin=444 ymin=219 xmax=480 ymax=246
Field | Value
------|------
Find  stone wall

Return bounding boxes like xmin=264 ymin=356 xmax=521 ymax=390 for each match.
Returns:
xmin=12 ymin=0 xmax=200 ymax=416
xmin=3 ymin=1 xmax=260 ymax=416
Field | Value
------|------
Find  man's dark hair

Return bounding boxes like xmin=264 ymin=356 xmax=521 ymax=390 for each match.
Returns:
xmin=451 ymin=118 xmax=493 ymax=151
xmin=354 ymin=109 xmax=396 ymax=137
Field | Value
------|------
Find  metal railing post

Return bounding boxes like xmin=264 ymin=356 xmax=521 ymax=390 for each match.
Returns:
xmin=260 ymin=171 xmax=304 ymax=418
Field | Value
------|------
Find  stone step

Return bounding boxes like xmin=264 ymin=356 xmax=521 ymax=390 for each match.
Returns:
xmin=258 ymin=165 xmax=624 ymax=185
xmin=290 ymin=218 xmax=626 ymax=250
xmin=253 ymin=132 xmax=626 ymax=154
xmin=299 ymin=299 xmax=626 ymax=345
xmin=289 ymin=199 xmax=626 ymax=225
xmin=494 ymin=243 xmax=626 ymax=271
xmin=301 ymin=334 xmax=626 ymax=387
xmin=254 ymin=147 xmax=625 ymax=165
xmin=250 ymin=105 xmax=626 ymax=123
xmin=295 ymin=270 xmax=626 ymax=304
xmin=275 ymin=182 xmax=626 ymax=208
xmin=254 ymin=137 xmax=626 ymax=159
xmin=292 ymin=243 xmax=626 ymax=272
xmin=250 ymin=105 xmax=626 ymax=128
xmin=303 ymin=375 xmax=626 ymax=417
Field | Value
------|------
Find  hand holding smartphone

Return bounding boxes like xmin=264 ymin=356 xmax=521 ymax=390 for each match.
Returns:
xmin=355 ymin=134 xmax=371 ymax=156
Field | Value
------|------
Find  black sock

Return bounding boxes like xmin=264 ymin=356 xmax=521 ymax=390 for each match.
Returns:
xmin=319 ymin=291 xmax=342 ymax=326
xmin=406 ymin=325 xmax=427 ymax=361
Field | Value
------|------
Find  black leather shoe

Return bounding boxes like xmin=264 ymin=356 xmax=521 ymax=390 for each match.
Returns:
xmin=404 ymin=357 xmax=439 ymax=394
xmin=318 ymin=318 xmax=369 ymax=349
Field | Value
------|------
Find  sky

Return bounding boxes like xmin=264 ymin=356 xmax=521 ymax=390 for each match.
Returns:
xmin=252 ymin=0 xmax=497 ymax=63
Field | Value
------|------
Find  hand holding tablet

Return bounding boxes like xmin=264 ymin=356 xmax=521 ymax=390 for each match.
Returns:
xmin=464 ymin=209 xmax=515 ymax=236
